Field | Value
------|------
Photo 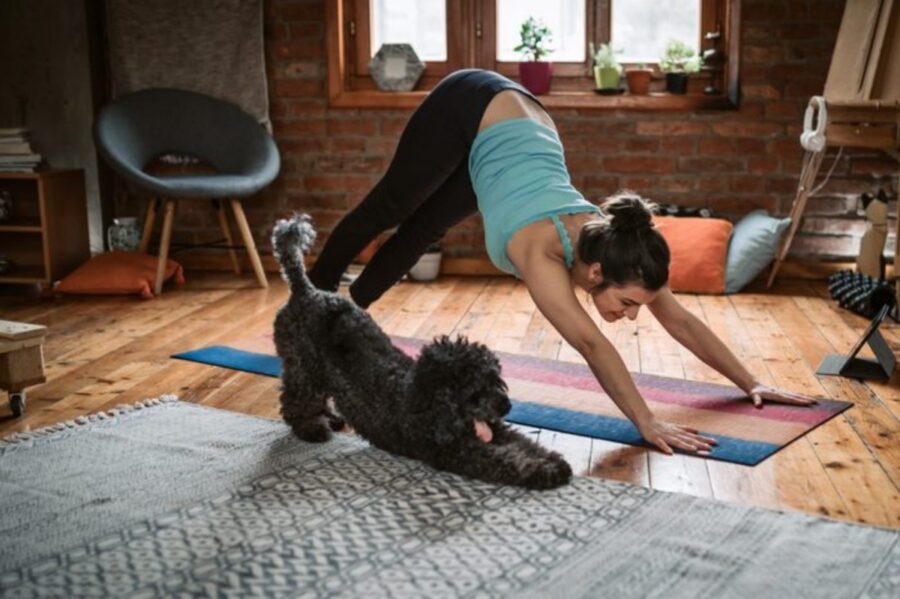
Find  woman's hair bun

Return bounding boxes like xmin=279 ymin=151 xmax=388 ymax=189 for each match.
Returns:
xmin=602 ymin=191 xmax=655 ymax=232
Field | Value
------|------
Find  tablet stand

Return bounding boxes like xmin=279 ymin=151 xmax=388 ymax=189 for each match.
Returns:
xmin=816 ymin=305 xmax=896 ymax=380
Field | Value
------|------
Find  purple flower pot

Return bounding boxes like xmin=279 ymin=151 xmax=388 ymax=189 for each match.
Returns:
xmin=518 ymin=61 xmax=553 ymax=95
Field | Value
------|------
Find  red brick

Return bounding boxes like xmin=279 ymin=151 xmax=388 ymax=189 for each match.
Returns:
xmin=729 ymin=176 xmax=767 ymax=193
xmin=327 ymin=138 xmax=367 ymax=153
xmin=635 ymin=121 xmax=707 ymax=136
xmin=272 ymin=78 xmax=323 ymax=97
xmin=375 ymin=118 xmax=406 ymax=136
xmin=327 ymin=118 xmax=378 ymax=136
xmin=742 ymin=84 xmax=781 ymax=99
xmin=658 ymin=138 xmax=696 ymax=154
xmin=286 ymin=98 xmax=327 ymax=117
xmin=624 ymin=138 xmax=660 ymax=152
xmin=851 ymin=157 xmax=898 ymax=177
xmin=278 ymin=119 xmax=326 ymax=136
xmin=270 ymin=39 xmax=323 ymax=60
xmin=305 ymin=175 xmax=374 ymax=193
xmin=603 ymin=156 xmax=676 ymax=174
xmin=279 ymin=138 xmax=327 ymax=154
xmin=565 ymin=136 xmax=623 ymax=154
xmin=282 ymin=61 xmax=322 ymax=79
xmin=711 ymin=121 xmax=783 ymax=138
xmin=288 ymin=22 xmax=323 ymax=38
xmin=677 ymin=157 xmax=743 ymax=173
xmin=800 ymin=217 xmax=865 ymax=236
xmin=748 ymin=156 xmax=780 ymax=175
xmin=278 ymin=2 xmax=325 ymax=21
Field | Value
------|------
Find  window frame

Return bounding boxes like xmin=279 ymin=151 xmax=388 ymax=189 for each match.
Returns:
xmin=326 ymin=0 xmax=741 ymax=110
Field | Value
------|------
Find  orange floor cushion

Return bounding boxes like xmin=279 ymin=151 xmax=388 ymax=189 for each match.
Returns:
xmin=653 ymin=216 xmax=733 ymax=294
xmin=55 ymin=251 xmax=185 ymax=299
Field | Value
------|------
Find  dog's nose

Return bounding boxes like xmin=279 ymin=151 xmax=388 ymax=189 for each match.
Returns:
xmin=497 ymin=395 xmax=511 ymax=416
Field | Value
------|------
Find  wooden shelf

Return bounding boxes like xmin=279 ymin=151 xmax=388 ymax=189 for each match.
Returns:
xmin=0 ymin=219 xmax=42 ymax=233
xmin=328 ymin=89 xmax=737 ymax=111
xmin=0 ymin=170 xmax=89 ymax=287
xmin=0 ymin=265 xmax=46 ymax=284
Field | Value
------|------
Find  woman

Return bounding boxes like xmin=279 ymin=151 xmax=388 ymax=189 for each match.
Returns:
xmin=309 ymin=69 xmax=817 ymax=454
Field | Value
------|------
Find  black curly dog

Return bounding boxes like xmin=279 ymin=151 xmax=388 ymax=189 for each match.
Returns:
xmin=271 ymin=215 xmax=572 ymax=490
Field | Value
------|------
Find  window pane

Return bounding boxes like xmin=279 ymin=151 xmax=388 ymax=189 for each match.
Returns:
xmin=497 ymin=0 xmax=586 ymax=62
xmin=370 ymin=0 xmax=447 ymax=61
xmin=611 ymin=0 xmax=700 ymax=64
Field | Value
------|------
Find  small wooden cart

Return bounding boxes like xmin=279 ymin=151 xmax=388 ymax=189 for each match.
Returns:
xmin=0 ymin=320 xmax=47 ymax=417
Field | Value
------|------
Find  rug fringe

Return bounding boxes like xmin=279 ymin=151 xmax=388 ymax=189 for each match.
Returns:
xmin=0 ymin=395 xmax=179 ymax=446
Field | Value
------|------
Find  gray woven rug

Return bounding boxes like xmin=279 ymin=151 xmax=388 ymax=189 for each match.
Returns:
xmin=1 ymin=398 xmax=897 ymax=598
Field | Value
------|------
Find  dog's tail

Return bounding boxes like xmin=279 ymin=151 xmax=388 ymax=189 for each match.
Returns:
xmin=271 ymin=213 xmax=317 ymax=295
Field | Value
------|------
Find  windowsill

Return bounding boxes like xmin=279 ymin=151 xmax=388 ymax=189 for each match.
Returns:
xmin=328 ymin=89 xmax=738 ymax=111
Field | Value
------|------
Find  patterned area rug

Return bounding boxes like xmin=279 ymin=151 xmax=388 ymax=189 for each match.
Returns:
xmin=172 ymin=334 xmax=852 ymax=465
xmin=1 ymin=399 xmax=896 ymax=598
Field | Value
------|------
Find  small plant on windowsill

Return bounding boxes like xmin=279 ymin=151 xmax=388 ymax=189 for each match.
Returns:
xmin=659 ymin=39 xmax=702 ymax=94
xmin=589 ymin=42 xmax=622 ymax=90
xmin=514 ymin=16 xmax=554 ymax=95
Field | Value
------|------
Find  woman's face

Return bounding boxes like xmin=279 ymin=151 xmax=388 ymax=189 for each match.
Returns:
xmin=590 ymin=283 xmax=658 ymax=323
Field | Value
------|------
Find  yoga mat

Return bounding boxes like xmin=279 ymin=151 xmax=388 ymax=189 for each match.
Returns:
xmin=2 ymin=399 xmax=896 ymax=598
xmin=173 ymin=334 xmax=852 ymax=466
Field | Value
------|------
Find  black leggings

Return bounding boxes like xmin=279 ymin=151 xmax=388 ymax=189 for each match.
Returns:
xmin=308 ymin=69 xmax=542 ymax=308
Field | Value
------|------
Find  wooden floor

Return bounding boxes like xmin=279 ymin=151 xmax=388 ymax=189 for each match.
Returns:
xmin=1 ymin=272 xmax=898 ymax=529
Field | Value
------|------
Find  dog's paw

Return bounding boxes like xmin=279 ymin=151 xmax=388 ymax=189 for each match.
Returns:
xmin=523 ymin=457 xmax=573 ymax=490
xmin=291 ymin=420 xmax=332 ymax=443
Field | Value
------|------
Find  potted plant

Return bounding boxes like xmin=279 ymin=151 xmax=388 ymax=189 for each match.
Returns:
xmin=625 ymin=63 xmax=653 ymax=95
xmin=589 ymin=42 xmax=622 ymax=90
xmin=659 ymin=40 xmax=701 ymax=94
xmin=514 ymin=17 xmax=554 ymax=95
xmin=408 ymin=243 xmax=442 ymax=282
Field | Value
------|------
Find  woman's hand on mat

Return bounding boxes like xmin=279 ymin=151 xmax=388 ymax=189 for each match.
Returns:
xmin=747 ymin=384 xmax=818 ymax=409
xmin=638 ymin=418 xmax=718 ymax=455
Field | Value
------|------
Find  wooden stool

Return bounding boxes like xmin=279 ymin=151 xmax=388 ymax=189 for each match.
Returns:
xmin=0 ymin=320 xmax=48 ymax=417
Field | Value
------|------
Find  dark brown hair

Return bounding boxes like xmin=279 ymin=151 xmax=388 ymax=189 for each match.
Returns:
xmin=576 ymin=192 xmax=670 ymax=292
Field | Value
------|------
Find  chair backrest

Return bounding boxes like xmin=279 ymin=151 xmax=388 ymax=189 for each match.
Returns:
xmin=94 ymin=88 xmax=279 ymax=180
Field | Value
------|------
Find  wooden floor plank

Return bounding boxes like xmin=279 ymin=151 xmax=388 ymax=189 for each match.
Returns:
xmin=730 ymin=292 xmax=898 ymax=527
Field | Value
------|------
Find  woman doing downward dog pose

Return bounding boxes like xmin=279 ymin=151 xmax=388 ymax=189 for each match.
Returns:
xmin=309 ymin=69 xmax=817 ymax=454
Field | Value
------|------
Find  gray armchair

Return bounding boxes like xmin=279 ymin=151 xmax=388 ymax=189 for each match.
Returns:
xmin=94 ymin=88 xmax=280 ymax=294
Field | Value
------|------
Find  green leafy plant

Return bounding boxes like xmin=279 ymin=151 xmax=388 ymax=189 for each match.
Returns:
xmin=514 ymin=17 xmax=553 ymax=62
xmin=659 ymin=40 xmax=702 ymax=73
xmin=589 ymin=42 xmax=622 ymax=72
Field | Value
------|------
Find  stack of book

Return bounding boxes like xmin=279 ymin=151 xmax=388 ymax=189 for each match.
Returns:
xmin=0 ymin=128 xmax=42 ymax=172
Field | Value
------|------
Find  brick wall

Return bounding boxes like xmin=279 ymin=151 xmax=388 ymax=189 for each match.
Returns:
xmin=119 ymin=0 xmax=898 ymax=262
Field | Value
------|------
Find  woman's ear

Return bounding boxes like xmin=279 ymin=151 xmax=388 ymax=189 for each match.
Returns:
xmin=589 ymin=262 xmax=603 ymax=286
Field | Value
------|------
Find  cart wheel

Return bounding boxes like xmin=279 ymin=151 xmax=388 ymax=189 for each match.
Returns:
xmin=10 ymin=392 xmax=26 ymax=417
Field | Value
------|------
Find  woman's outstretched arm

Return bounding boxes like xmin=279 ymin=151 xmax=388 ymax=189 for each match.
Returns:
xmin=518 ymin=258 xmax=717 ymax=454
xmin=647 ymin=287 xmax=818 ymax=407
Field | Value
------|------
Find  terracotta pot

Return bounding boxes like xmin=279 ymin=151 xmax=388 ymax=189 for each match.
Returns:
xmin=518 ymin=61 xmax=553 ymax=95
xmin=625 ymin=68 xmax=653 ymax=95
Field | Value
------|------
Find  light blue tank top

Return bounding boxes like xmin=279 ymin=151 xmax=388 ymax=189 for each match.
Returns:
xmin=469 ymin=118 xmax=599 ymax=276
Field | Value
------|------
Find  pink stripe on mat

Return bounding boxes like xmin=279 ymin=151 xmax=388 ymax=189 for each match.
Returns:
xmin=389 ymin=337 xmax=842 ymax=426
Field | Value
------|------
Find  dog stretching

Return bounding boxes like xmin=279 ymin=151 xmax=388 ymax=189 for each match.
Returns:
xmin=271 ymin=214 xmax=572 ymax=490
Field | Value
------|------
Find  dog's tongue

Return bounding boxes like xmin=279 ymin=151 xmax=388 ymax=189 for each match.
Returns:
xmin=474 ymin=419 xmax=493 ymax=443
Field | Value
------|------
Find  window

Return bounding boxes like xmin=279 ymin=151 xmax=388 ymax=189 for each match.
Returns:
xmin=495 ymin=0 xmax=586 ymax=63
xmin=611 ymin=0 xmax=700 ymax=64
xmin=370 ymin=0 xmax=447 ymax=61
xmin=328 ymin=0 xmax=740 ymax=109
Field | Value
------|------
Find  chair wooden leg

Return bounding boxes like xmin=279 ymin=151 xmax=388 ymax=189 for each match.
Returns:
xmin=230 ymin=198 xmax=268 ymax=288
xmin=215 ymin=200 xmax=241 ymax=274
xmin=139 ymin=198 xmax=158 ymax=253
xmin=155 ymin=199 xmax=176 ymax=296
